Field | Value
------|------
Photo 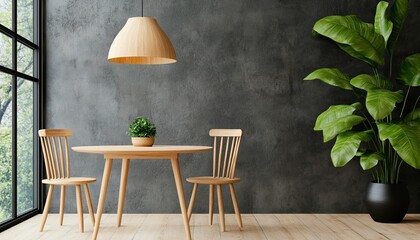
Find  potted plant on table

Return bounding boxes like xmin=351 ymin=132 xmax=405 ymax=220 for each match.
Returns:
xmin=128 ymin=117 xmax=156 ymax=147
xmin=304 ymin=0 xmax=420 ymax=223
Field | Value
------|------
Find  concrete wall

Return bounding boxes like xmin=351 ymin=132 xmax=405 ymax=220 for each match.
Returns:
xmin=45 ymin=0 xmax=420 ymax=213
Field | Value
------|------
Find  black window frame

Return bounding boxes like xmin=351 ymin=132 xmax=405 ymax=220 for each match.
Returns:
xmin=0 ymin=0 xmax=44 ymax=231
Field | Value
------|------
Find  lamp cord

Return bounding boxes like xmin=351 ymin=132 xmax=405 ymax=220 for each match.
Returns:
xmin=142 ymin=0 xmax=144 ymax=17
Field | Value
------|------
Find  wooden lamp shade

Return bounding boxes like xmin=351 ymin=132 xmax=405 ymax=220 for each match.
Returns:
xmin=108 ymin=17 xmax=176 ymax=64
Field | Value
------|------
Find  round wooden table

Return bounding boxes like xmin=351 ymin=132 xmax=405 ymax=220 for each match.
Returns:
xmin=72 ymin=145 xmax=212 ymax=240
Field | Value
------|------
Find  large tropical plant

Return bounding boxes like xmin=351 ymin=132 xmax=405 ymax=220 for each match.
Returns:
xmin=304 ymin=0 xmax=420 ymax=184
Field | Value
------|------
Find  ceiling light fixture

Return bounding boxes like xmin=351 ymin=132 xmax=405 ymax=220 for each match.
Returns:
xmin=107 ymin=0 xmax=176 ymax=64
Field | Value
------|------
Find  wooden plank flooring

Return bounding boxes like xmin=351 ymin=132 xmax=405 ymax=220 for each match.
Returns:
xmin=1 ymin=214 xmax=419 ymax=240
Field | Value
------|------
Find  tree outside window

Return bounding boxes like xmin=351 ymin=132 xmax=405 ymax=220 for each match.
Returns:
xmin=0 ymin=0 xmax=37 ymax=223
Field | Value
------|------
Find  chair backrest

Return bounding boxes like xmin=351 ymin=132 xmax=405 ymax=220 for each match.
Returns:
xmin=39 ymin=129 xmax=72 ymax=180
xmin=209 ymin=129 xmax=243 ymax=179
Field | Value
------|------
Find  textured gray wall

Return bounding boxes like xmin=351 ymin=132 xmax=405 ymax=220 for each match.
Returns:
xmin=45 ymin=0 xmax=420 ymax=214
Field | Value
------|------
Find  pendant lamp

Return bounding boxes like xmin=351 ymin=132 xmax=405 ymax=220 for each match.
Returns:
xmin=107 ymin=1 xmax=176 ymax=64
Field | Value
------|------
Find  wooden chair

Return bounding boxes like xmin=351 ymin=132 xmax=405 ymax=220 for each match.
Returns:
xmin=39 ymin=129 xmax=96 ymax=232
xmin=187 ymin=129 xmax=243 ymax=232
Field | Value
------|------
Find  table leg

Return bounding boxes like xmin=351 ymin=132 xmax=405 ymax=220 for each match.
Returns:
xmin=117 ymin=158 xmax=131 ymax=227
xmin=171 ymin=156 xmax=192 ymax=240
xmin=91 ymin=158 xmax=113 ymax=240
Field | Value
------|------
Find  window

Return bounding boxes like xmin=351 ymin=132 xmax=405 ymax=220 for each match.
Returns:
xmin=0 ymin=0 xmax=41 ymax=229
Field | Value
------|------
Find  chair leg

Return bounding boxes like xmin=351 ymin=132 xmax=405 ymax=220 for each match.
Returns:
xmin=216 ymin=185 xmax=225 ymax=232
xmin=229 ymin=183 xmax=243 ymax=228
xmin=39 ymin=185 xmax=54 ymax=232
xmin=75 ymin=185 xmax=84 ymax=232
xmin=59 ymin=186 xmax=66 ymax=226
xmin=83 ymin=184 xmax=95 ymax=226
xmin=187 ymin=183 xmax=198 ymax=222
xmin=209 ymin=184 xmax=214 ymax=225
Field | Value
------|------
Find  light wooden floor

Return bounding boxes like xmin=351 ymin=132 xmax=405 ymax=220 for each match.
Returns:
xmin=1 ymin=214 xmax=420 ymax=240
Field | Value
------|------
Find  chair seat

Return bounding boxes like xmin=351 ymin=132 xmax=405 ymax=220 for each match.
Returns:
xmin=42 ymin=177 xmax=96 ymax=186
xmin=186 ymin=176 xmax=240 ymax=185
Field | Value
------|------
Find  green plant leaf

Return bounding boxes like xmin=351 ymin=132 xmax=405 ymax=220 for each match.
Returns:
xmin=314 ymin=103 xmax=362 ymax=130
xmin=374 ymin=1 xmax=393 ymax=46
xmin=377 ymin=121 xmax=420 ymax=169
xmin=331 ymin=130 xmax=373 ymax=167
xmin=314 ymin=103 xmax=365 ymax=142
xmin=404 ymin=108 xmax=420 ymax=122
xmin=397 ymin=54 xmax=420 ymax=87
xmin=360 ymin=152 xmax=384 ymax=170
xmin=313 ymin=15 xmax=385 ymax=66
xmin=304 ymin=68 xmax=352 ymax=90
xmin=388 ymin=0 xmax=409 ymax=52
xmin=322 ymin=116 xmax=366 ymax=142
xmin=337 ymin=44 xmax=376 ymax=66
xmin=366 ymin=89 xmax=404 ymax=120
xmin=350 ymin=74 xmax=393 ymax=91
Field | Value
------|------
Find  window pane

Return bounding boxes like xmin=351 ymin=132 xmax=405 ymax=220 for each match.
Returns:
xmin=0 ymin=72 xmax=13 ymax=223
xmin=17 ymin=42 xmax=33 ymax=76
xmin=0 ymin=33 xmax=12 ymax=69
xmin=17 ymin=78 xmax=33 ymax=215
xmin=0 ymin=0 xmax=12 ymax=29
xmin=17 ymin=0 xmax=33 ymax=41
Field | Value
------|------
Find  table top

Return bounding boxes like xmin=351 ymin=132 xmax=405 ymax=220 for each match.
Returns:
xmin=72 ymin=145 xmax=213 ymax=155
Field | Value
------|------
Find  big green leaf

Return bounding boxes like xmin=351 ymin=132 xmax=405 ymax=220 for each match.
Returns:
xmin=331 ymin=130 xmax=373 ymax=167
xmin=314 ymin=103 xmax=362 ymax=130
xmin=313 ymin=15 xmax=385 ymax=66
xmin=360 ymin=152 xmax=384 ymax=170
xmin=374 ymin=1 xmax=393 ymax=46
xmin=337 ymin=44 xmax=377 ymax=66
xmin=304 ymin=68 xmax=352 ymax=90
xmin=366 ymin=89 xmax=404 ymax=120
xmin=377 ymin=121 xmax=420 ymax=169
xmin=397 ymin=54 xmax=420 ymax=87
xmin=404 ymin=108 xmax=420 ymax=122
xmin=322 ymin=116 xmax=366 ymax=142
xmin=388 ymin=0 xmax=409 ymax=52
xmin=350 ymin=74 xmax=393 ymax=91
xmin=314 ymin=103 xmax=365 ymax=142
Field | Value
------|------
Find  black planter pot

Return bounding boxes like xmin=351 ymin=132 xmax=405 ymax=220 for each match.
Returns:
xmin=364 ymin=182 xmax=409 ymax=223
